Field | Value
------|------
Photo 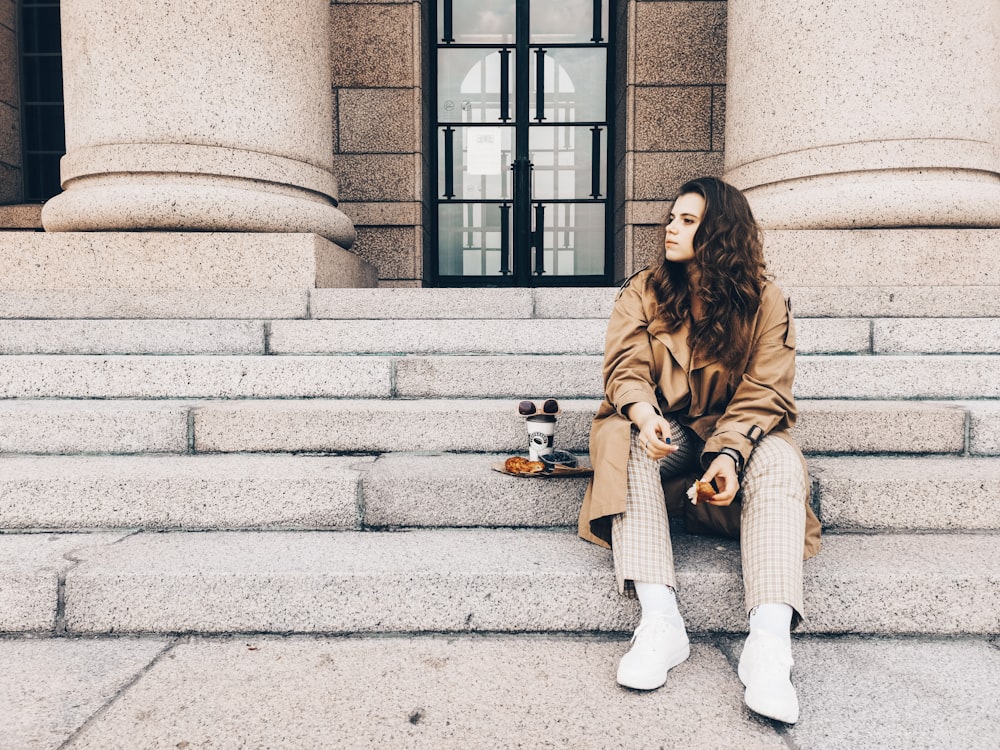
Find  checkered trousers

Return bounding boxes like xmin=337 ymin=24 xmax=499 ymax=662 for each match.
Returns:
xmin=611 ymin=422 xmax=807 ymax=618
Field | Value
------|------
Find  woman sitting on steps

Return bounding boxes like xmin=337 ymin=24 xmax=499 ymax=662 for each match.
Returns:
xmin=578 ymin=176 xmax=821 ymax=724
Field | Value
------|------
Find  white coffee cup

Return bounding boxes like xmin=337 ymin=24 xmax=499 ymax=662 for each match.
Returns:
xmin=526 ymin=415 xmax=556 ymax=461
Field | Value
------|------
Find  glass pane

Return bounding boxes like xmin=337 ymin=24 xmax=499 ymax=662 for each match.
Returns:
xmin=438 ymin=49 xmax=515 ymax=123
xmin=23 ymin=56 xmax=64 ymax=103
xmin=530 ymin=48 xmax=607 ymax=122
xmin=439 ymin=203 xmax=512 ymax=277
xmin=537 ymin=203 xmax=605 ymax=276
xmin=531 ymin=0 xmax=609 ymax=44
xmin=529 ymin=125 xmax=606 ymax=200
xmin=22 ymin=6 xmax=62 ymax=54
xmin=438 ymin=0 xmax=516 ymax=45
xmin=438 ymin=126 xmax=514 ymax=200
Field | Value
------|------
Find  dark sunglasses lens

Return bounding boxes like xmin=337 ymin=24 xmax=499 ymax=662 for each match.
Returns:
xmin=542 ymin=399 xmax=559 ymax=414
xmin=518 ymin=400 xmax=537 ymax=416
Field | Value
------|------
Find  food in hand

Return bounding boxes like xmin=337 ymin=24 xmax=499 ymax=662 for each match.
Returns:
xmin=505 ymin=456 xmax=544 ymax=474
xmin=687 ymin=479 xmax=716 ymax=505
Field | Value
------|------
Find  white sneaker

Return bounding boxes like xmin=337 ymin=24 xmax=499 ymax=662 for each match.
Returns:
xmin=738 ymin=631 xmax=800 ymax=724
xmin=616 ymin=613 xmax=690 ymax=690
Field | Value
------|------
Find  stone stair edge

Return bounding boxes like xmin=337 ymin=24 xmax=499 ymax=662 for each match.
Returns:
xmin=2 ymin=528 xmax=998 ymax=636
xmin=2 ymin=452 xmax=999 ymax=533
xmin=2 ymin=397 xmax=998 ymax=455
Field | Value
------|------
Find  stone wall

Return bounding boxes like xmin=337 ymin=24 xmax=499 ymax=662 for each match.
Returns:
xmin=0 ymin=0 xmax=21 ymax=204
xmin=619 ymin=0 xmax=727 ymax=278
xmin=330 ymin=0 xmax=424 ymax=287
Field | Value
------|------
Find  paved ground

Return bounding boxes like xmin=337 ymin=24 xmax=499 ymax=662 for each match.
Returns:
xmin=1 ymin=634 xmax=998 ymax=750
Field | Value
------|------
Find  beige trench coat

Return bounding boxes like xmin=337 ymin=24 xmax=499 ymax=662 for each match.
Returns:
xmin=578 ymin=269 xmax=822 ymax=560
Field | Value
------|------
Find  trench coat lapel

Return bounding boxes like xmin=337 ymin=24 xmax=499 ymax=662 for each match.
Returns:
xmin=645 ymin=317 xmax=718 ymax=373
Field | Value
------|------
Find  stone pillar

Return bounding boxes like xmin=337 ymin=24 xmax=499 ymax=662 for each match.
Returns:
xmin=41 ymin=0 xmax=355 ymax=248
xmin=724 ymin=0 xmax=1000 ymax=229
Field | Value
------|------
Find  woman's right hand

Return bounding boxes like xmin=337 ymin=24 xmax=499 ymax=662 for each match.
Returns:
xmin=627 ymin=403 xmax=678 ymax=460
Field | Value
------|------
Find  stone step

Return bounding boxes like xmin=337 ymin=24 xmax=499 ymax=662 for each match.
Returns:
xmin=4 ymin=635 xmax=995 ymax=750
xmin=391 ymin=355 xmax=1000 ymax=399
xmin=193 ymin=398 xmax=977 ymax=454
xmin=361 ymin=454 xmax=1000 ymax=532
xmin=0 ymin=455 xmax=371 ymax=531
xmin=0 ymin=400 xmax=192 ymax=454
xmin=311 ymin=284 xmax=1000 ymax=320
xmin=0 ymin=355 xmax=392 ymax=398
xmin=0 ymin=320 xmax=266 ymax=355
xmin=2 ymin=398 xmax=990 ymax=455
xmin=0 ymin=529 xmax=989 ymax=635
xmin=4 ymin=317 xmax=995 ymax=355
xmin=2 ymin=453 xmax=996 ymax=533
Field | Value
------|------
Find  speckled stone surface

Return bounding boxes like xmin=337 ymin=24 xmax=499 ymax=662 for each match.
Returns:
xmin=0 ymin=637 xmax=168 ymax=750
xmin=783 ymin=637 xmax=1000 ymax=750
xmin=786 ymin=286 xmax=1000 ymax=318
xmin=60 ymin=638 xmax=787 ymax=750
xmin=795 ymin=355 xmax=1000 ymax=399
xmin=0 ymin=400 xmax=189 ymax=454
xmin=0 ymin=320 xmax=265 ymax=355
xmin=338 ymin=88 xmax=417 ymax=154
xmin=46 ymin=0 xmax=357 ymax=244
xmin=634 ymin=2 xmax=727 ymax=85
xmin=873 ymin=318 xmax=1000 ymax=354
xmin=362 ymin=453 xmax=587 ymax=527
xmin=270 ymin=319 xmax=608 ymax=354
xmin=5 ymin=635 xmax=998 ymax=750
xmin=764 ymin=230 xmax=1000 ymax=288
xmin=0 ymin=355 xmax=392 ymax=399
xmin=311 ymin=287 xmax=534 ymax=319
xmin=57 ymin=529 xmax=1000 ymax=635
xmin=350 ymin=225 xmax=419 ymax=280
xmin=725 ymin=0 xmax=1000 ymax=227
xmin=193 ymin=399 xmax=597 ymax=453
xmin=0 ymin=533 xmax=126 ymax=632
xmin=330 ymin=3 xmax=416 ymax=88
xmin=967 ymin=400 xmax=1000 ymax=455
xmin=0 ymin=232 xmax=364 ymax=291
xmin=330 ymin=154 xmax=419 ymax=202
xmin=0 ymin=290 xmax=309 ymax=320
xmin=633 ymin=86 xmax=713 ymax=151
xmin=63 ymin=528 xmax=640 ymax=634
xmin=809 ymin=456 xmax=1000 ymax=530
xmin=0 ymin=455 xmax=370 ymax=531
xmin=394 ymin=355 xmax=604 ymax=398
xmin=792 ymin=400 xmax=967 ymax=455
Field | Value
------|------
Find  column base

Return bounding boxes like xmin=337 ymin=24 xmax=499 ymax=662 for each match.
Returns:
xmin=41 ymin=182 xmax=357 ymax=249
xmin=740 ymin=170 xmax=1000 ymax=230
xmin=0 ymin=231 xmax=377 ymax=319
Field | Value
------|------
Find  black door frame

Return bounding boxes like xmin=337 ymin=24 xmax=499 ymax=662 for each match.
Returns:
xmin=428 ymin=0 xmax=616 ymax=287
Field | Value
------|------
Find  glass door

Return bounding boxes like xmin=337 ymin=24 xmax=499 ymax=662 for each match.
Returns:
xmin=432 ymin=0 xmax=612 ymax=286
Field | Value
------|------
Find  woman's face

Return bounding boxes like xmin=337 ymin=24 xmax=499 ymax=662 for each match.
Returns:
xmin=664 ymin=192 xmax=705 ymax=264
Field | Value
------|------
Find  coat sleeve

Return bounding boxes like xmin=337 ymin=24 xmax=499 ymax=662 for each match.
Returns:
xmin=602 ymin=276 xmax=661 ymax=419
xmin=703 ymin=286 xmax=798 ymax=466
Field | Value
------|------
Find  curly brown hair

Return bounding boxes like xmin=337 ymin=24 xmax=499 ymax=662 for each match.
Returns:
xmin=648 ymin=176 xmax=767 ymax=371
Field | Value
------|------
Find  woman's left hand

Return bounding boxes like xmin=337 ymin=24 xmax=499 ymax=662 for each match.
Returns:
xmin=701 ymin=455 xmax=740 ymax=506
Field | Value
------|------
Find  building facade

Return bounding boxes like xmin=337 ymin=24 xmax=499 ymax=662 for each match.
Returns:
xmin=1 ymin=1 xmax=998 ymax=288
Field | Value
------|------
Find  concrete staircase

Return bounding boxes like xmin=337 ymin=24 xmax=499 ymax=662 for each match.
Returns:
xmin=2 ymin=280 xmax=999 ymax=639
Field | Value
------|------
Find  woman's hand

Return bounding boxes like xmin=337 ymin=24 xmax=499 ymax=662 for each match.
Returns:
xmin=701 ymin=454 xmax=740 ymax=506
xmin=627 ymin=403 xmax=678 ymax=460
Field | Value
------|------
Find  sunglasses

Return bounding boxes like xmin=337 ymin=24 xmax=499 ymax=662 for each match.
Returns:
xmin=518 ymin=399 xmax=561 ymax=416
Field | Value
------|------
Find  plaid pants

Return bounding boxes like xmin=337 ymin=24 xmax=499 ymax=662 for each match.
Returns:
xmin=611 ymin=422 xmax=806 ymax=618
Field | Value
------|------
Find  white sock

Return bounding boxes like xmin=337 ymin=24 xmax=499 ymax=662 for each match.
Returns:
xmin=634 ymin=582 xmax=683 ymax=627
xmin=749 ymin=602 xmax=793 ymax=647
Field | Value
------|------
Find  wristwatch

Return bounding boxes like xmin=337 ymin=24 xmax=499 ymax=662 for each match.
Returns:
xmin=718 ymin=447 xmax=744 ymax=474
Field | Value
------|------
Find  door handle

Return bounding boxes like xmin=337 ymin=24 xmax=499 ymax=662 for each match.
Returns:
xmin=532 ymin=203 xmax=545 ymax=275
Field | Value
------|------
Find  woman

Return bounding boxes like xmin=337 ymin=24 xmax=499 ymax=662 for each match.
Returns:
xmin=578 ymin=177 xmax=821 ymax=724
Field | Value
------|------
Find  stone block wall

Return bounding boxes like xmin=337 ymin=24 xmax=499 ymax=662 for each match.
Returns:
xmin=330 ymin=0 xmax=424 ymax=287
xmin=0 ymin=0 xmax=21 ymax=204
xmin=619 ymin=0 xmax=727 ymax=278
